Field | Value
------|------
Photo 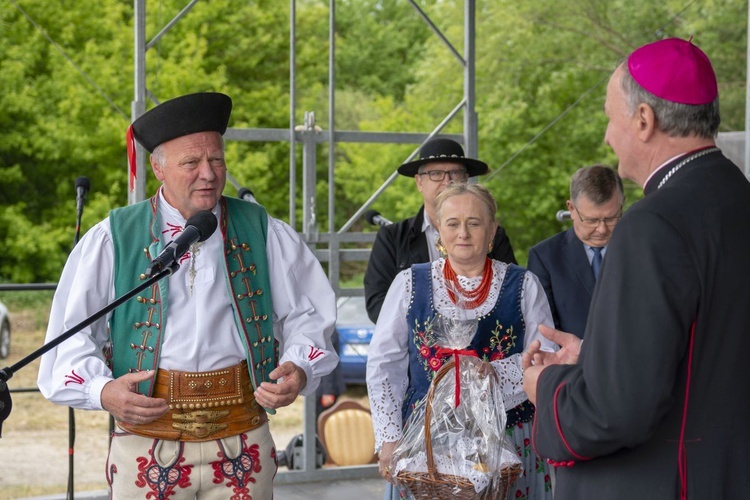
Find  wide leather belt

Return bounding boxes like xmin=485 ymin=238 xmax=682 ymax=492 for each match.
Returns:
xmin=119 ymin=360 xmax=267 ymax=442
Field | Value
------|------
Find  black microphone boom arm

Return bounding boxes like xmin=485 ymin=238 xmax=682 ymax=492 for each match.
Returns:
xmin=0 ymin=266 xmax=175 ymax=437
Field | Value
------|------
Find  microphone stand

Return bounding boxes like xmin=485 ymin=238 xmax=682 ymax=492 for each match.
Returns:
xmin=0 ymin=264 xmax=178 ymax=490
xmin=66 ymin=183 xmax=87 ymax=499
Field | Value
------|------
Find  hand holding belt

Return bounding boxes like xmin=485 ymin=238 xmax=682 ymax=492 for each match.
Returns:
xmin=119 ymin=360 xmax=267 ymax=442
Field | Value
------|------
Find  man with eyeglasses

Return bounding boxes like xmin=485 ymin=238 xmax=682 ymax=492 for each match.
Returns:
xmin=364 ymin=137 xmax=516 ymax=323
xmin=527 ymin=164 xmax=624 ymax=338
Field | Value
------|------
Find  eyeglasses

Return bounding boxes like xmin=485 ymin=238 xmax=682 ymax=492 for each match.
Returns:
xmin=572 ymin=205 xmax=622 ymax=228
xmin=417 ymin=169 xmax=469 ymax=182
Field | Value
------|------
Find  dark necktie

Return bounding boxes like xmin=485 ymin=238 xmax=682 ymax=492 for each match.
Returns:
xmin=591 ymin=247 xmax=603 ymax=280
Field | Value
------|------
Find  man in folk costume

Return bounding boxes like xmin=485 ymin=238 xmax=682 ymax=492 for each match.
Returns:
xmin=523 ymin=38 xmax=750 ymax=498
xmin=38 ymin=92 xmax=338 ymax=499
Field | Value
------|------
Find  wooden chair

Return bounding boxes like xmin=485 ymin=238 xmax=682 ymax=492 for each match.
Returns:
xmin=317 ymin=399 xmax=377 ymax=466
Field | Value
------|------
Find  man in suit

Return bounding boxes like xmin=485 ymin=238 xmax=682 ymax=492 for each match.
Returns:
xmin=522 ymin=38 xmax=750 ymax=498
xmin=527 ymin=165 xmax=624 ymax=337
xmin=364 ymin=137 xmax=516 ymax=323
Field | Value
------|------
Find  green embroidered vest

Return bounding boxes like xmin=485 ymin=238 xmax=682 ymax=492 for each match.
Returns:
xmin=109 ymin=196 xmax=278 ymax=397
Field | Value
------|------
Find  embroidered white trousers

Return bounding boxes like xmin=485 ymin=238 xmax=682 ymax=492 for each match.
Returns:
xmin=107 ymin=422 xmax=277 ymax=499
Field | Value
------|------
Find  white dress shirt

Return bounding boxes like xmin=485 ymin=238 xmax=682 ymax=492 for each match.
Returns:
xmin=38 ymin=193 xmax=338 ymax=411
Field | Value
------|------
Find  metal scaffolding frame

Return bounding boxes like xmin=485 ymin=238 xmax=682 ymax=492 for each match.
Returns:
xmin=129 ymin=0 xmax=478 ymax=483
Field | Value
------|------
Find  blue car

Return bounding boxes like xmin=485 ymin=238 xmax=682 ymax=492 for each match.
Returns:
xmin=336 ymin=296 xmax=374 ymax=386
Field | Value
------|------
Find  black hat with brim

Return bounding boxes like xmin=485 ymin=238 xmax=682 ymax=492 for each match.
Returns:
xmin=397 ymin=137 xmax=489 ymax=177
xmin=131 ymin=92 xmax=232 ymax=152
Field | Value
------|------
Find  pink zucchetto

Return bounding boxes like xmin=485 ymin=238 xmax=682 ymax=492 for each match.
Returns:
xmin=627 ymin=37 xmax=718 ymax=105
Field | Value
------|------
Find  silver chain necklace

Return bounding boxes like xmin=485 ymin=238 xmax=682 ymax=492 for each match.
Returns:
xmin=657 ymin=147 xmax=720 ymax=189
xmin=187 ymin=241 xmax=203 ymax=296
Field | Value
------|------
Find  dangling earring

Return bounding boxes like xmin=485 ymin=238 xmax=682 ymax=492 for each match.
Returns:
xmin=488 ymin=240 xmax=494 ymax=254
xmin=436 ymin=236 xmax=447 ymax=257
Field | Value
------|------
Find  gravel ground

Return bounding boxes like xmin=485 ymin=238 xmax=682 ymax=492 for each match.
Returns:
xmin=0 ymin=413 xmax=299 ymax=498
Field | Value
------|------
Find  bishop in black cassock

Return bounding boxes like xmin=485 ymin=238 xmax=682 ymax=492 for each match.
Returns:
xmin=523 ymin=38 xmax=750 ymax=499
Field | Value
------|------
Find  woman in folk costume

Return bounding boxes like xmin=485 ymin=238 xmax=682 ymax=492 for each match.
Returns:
xmin=367 ymin=183 xmax=557 ymax=500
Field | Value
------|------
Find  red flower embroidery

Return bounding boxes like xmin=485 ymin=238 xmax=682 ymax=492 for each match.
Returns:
xmin=419 ymin=346 xmax=431 ymax=358
xmin=136 ymin=446 xmax=193 ymax=496
xmin=428 ymin=357 xmax=442 ymax=371
xmin=211 ymin=436 xmax=262 ymax=496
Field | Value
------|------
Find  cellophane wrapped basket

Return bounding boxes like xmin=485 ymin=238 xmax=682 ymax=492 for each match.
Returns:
xmin=391 ymin=357 xmax=523 ymax=500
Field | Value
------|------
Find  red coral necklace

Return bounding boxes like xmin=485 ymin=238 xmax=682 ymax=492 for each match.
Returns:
xmin=443 ymin=257 xmax=493 ymax=309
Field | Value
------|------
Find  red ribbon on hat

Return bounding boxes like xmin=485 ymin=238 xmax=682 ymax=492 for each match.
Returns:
xmin=126 ymin=124 xmax=137 ymax=193
xmin=434 ymin=347 xmax=479 ymax=407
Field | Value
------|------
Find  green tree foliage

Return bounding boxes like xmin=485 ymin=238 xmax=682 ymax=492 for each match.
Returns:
xmin=473 ymin=0 xmax=746 ymax=262
xmin=0 ymin=0 xmax=132 ymax=281
xmin=334 ymin=0 xmax=434 ymax=100
xmin=0 ymin=0 xmax=746 ymax=282
xmin=679 ymin=0 xmax=748 ymax=132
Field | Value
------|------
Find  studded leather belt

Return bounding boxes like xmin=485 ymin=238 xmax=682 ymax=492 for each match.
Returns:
xmin=119 ymin=360 xmax=267 ymax=442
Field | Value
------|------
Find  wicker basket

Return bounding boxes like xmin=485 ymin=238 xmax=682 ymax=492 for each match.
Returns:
xmin=395 ymin=360 xmax=523 ymax=500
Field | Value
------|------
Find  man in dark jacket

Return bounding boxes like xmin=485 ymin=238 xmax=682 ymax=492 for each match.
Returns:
xmin=523 ymin=38 xmax=750 ymax=499
xmin=363 ymin=138 xmax=516 ymax=323
xmin=527 ymin=165 xmax=624 ymax=337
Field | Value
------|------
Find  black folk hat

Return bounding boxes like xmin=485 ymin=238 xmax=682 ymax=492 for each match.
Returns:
xmin=130 ymin=92 xmax=233 ymax=153
xmin=397 ymin=138 xmax=489 ymax=177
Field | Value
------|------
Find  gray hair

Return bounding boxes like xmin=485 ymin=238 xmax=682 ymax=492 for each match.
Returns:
xmin=620 ymin=65 xmax=720 ymax=139
xmin=435 ymin=183 xmax=497 ymax=222
xmin=151 ymin=143 xmax=167 ymax=167
xmin=570 ymin=164 xmax=624 ymax=205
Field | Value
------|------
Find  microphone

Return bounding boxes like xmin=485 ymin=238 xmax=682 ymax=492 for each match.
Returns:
xmin=238 ymin=187 xmax=258 ymax=204
xmin=364 ymin=209 xmax=393 ymax=227
xmin=75 ymin=176 xmax=90 ymax=214
xmin=144 ymin=210 xmax=218 ymax=277
xmin=556 ymin=210 xmax=571 ymax=222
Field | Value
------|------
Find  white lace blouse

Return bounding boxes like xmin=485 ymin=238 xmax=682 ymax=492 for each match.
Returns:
xmin=365 ymin=259 xmax=557 ymax=451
